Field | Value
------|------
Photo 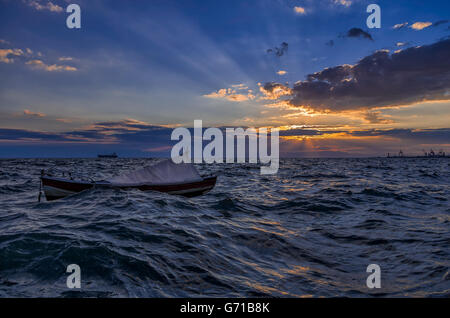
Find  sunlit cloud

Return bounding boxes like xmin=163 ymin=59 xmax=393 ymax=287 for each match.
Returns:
xmin=293 ymin=6 xmax=306 ymax=15
xmin=0 ymin=48 xmax=24 ymax=63
xmin=204 ymin=85 xmax=255 ymax=102
xmin=26 ymin=59 xmax=77 ymax=72
xmin=144 ymin=145 xmax=173 ymax=153
xmin=392 ymin=22 xmax=408 ymax=29
xmin=263 ymin=39 xmax=450 ymax=112
xmin=277 ymin=70 xmax=287 ymax=75
xmin=25 ymin=0 xmax=63 ymax=13
xmin=23 ymin=109 xmax=46 ymax=118
xmin=259 ymin=83 xmax=292 ymax=100
xmin=58 ymin=56 xmax=73 ymax=61
xmin=88 ymin=118 xmax=154 ymax=132
xmin=334 ymin=0 xmax=352 ymax=7
xmin=0 ymin=42 xmax=77 ymax=71
xmin=409 ymin=22 xmax=432 ymax=30
xmin=55 ymin=118 xmax=73 ymax=123
xmin=231 ymin=83 xmax=249 ymax=90
xmin=264 ymin=101 xmax=319 ymax=118
xmin=264 ymin=100 xmax=296 ymax=110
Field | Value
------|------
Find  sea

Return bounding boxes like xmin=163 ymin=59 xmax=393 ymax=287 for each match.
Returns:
xmin=0 ymin=158 xmax=449 ymax=297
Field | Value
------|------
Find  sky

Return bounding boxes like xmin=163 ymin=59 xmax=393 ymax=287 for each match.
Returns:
xmin=0 ymin=0 xmax=449 ymax=157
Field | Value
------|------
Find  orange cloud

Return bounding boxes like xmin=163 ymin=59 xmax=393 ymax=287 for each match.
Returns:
xmin=410 ymin=22 xmax=432 ymax=30
xmin=334 ymin=0 xmax=352 ymax=7
xmin=204 ymin=85 xmax=255 ymax=102
xmin=259 ymin=83 xmax=292 ymax=100
xmin=0 ymin=48 xmax=24 ymax=63
xmin=293 ymin=6 xmax=306 ymax=15
xmin=26 ymin=59 xmax=77 ymax=72
xmin=23 ymin=109 xmax=46 ymax=117
xmin=27 ymin=1 xmax=63 ymax=13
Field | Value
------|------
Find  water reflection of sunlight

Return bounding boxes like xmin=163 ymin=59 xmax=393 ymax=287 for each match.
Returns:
xmin=238 ymin=217 xmax=298 ymax=237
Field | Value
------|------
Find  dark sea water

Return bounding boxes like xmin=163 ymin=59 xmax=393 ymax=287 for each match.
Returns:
xmin=0 ymin=158 xmax=449 ymax=297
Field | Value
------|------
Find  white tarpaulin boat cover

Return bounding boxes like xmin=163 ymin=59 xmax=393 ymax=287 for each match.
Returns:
xmin=107 ymin=159 xmax=203 ymax=185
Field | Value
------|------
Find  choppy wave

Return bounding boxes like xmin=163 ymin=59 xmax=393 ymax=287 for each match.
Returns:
xmin=0 ymin=158 xmax=449 ymax=297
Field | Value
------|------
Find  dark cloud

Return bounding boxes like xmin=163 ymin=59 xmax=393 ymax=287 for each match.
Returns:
xmin=262 ymin=82 xmax=290 ymax=92
xmin=0 ymin=128 xmax=114 ymax=143
xmin=349 ymin=128 xmax=450 ymax=144
xmin=263 ymin=39 xmax=450 ymax=112
xmin=344 ymin=28 xmax=373 ymax=41
xmin=92 ymin=120 xmax=152 ymax=130
xmin=0 ymin=120 xmax=174 ymax=144
xmin=363 ymin=111 xmax=394 ymax=124
xmin=432 ymin=20 xmax=449 ymax=27
xmin=267 ymin=42 xmax=289 ymax=57
xmin=0 ymin=129 xmax=69 ymax=142
xmin=325 ymin=40 xmax=334 ymax=47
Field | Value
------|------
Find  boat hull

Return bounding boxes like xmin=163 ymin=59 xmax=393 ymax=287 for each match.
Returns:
xmin=41 ymin=176 xmax=217 ymax=201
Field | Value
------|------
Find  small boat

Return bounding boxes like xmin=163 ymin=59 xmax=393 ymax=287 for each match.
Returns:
xmin=40 ymin=160 xmax=217 ymax=201
xmin=98 ymin=152 xmax=118 ymax=158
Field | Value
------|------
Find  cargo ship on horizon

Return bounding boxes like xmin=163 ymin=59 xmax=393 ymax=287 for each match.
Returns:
xmin=97 ymin=152 xmax=118 ymax=158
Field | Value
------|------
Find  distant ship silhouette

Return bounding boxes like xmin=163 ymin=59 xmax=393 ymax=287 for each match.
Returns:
xmin=97 ymin=152 xmax=118 ymax=158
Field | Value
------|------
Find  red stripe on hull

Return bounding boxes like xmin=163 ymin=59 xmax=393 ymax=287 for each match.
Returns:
xmin=41 ymin=177 xmax=94 ymax=192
